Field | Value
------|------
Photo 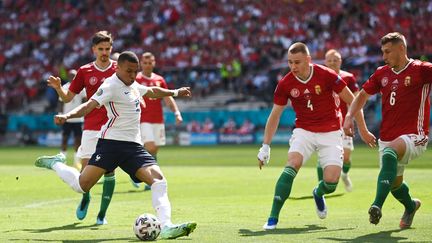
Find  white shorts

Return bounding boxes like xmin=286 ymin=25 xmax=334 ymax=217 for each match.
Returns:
xmin=140 ymin=123 xmax=166 ymax=146
xmin=342 ymin=132 xmax=354 ymax=151
xmin=289 ymin=128 xmax=343 ymax=168
xmin=378 ymin=134 xmax=428 ymax=176
xmin=76 ymin=130 xmax=99 ymax=159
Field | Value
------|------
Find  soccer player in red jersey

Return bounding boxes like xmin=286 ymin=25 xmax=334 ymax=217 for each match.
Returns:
xmin=257 ymin=42 xmax=374 ymax=230
xmin=317 ymin=49 xmax=359 ymax=192
xmin=132 ymin=52 xmax=182 ymax=189
xmin=344 ymin=32 xmax=432 ymax=228
xmin=46 ymin=31 xmax=116 ymax=225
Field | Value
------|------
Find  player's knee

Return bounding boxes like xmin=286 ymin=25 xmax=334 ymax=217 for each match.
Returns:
xmin=78 ymin=177 xmax=94 ymax=192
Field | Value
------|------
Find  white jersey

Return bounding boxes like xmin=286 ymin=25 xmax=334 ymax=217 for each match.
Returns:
xmin=61 ymin=82 xmax=86 ymax=123
xmin=91 ymin=74 xmax=149 ymax=145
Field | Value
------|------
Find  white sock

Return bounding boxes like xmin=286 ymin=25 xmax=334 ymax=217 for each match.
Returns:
xmin=151 ymin=180 xmax=172 ymax=227
xmin=52 ymin=163 xmax=85 ymax=193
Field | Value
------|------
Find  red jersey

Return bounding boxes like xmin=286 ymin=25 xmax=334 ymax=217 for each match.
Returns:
xmin=136 ymin=72 xmax=167 ymax=123
xmin=68 ymin=61 xmax=117 ymax=130
xmin=362 ymin=59 xmax=432 ymax=141
xmin=274 ymin=64 xmax=347 ymax=132
xmin=338 ymin=70 xmax=359 ymax=122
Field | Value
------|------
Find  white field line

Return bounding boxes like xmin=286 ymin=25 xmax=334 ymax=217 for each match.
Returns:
xmin=24 ymin=198 xmax=76 ymax=208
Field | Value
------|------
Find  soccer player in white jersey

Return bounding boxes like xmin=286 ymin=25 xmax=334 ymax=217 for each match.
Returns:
xmin=35 ymin=51 xmax=196 ymax=239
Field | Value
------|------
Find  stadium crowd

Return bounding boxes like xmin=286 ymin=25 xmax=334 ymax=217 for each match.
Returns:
xmin=1 ymin=0 xmax=432 ymax=113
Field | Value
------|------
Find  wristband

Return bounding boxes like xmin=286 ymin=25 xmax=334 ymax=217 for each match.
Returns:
xmin=172 ymin=89 xmax=179 ymax=97
xmin=174 ymin=111 xmax=181 ymax=116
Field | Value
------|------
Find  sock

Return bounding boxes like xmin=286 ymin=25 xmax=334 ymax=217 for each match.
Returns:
xmin=391 ymin=182 xmax=416 ymax=213
xmin=342 ymin=161 xmax=351 ymax=174
xmin=269 ymin=166 xmax=297 ymax=219
xmin=373 ymin=147 xmax=398 ymax=208
xmin=151 ymin=180 xmax=172 ymax=227
xmin=97 ymin=174 xmax=115 ymax=220
xmin=317 ymin=165 xmax=323 ymax=182
xmin=315 ymin=180 xmax=338 ymax=197
xmin=52 ymin=163 xmax=84 ymax=193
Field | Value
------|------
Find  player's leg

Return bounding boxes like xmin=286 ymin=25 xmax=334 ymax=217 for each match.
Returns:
xmin=264 ymin=128 xmax=313 ymax=230
xmin=121 ymin=145 xmax=196 ymax=239
xmin=86 ymin=139 xmax=122 ymax=225
xmin=314 ymin=130 xmax=343 ymax=219
xmin=340 ymin=134 xmax=354 ymax=192
xmin=389 ymin=135 xmax=426 ymax=228
xmin=369 ymin=137 xmax=405 ymax=225
xmin=34 ymin=153 xmax=104 ymax=193
xmin=61 ymin=123 xmax=72 ymax=156
xmin=72 ymin=123 xmax=83 ymax=170
xmin=131 ymin=123 xmax=157 ymax=189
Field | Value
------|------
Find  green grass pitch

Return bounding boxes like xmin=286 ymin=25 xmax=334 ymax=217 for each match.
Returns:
xmin=1 ymin=145 xmax=431 ymax=242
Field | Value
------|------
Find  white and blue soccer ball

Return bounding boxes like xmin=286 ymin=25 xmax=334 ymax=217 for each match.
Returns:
xmin=133 ymin=213 xmax=161 ymax=241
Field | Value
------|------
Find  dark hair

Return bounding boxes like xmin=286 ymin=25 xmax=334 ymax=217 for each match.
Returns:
xmin=118 ymin=51 xmax=139 ymax=64
xmin=288 ymin=42 xmax=310 ymax=55
xmin=141 ymin=52 xmax=155 ymax=59
xmin=381 ymin=32 xmax=407 ymax=47
xmin=91 ymin=31 xmax=113 ymax=46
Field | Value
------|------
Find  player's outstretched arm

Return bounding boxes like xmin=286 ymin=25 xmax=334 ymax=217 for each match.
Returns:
xmin=47 ymin=76 xmax=76 ymax=103
xmin=145 ymin=86 xmax=192 ymax=99
xmin=54 ymin=99 xmax=99 ymax=125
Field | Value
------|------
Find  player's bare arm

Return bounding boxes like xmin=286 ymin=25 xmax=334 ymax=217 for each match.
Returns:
xmin=258 ymin=104 xmax=284 ymax=169
xmin=164 ymin=96 xmax=183 ymax=125
xmin=343 ymin=89 xmax=376 ymax=147
xmin=47 ymin=76 xmax=76 ymax=103
xmin=54 ymin=99 xmax=99 ymax=125
xmin=145 ymin=87 xmax=192 ymax=99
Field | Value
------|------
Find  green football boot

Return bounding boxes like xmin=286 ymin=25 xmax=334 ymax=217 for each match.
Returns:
xmin=160 ymin=222 xmax=197 ymax=239
xmin=35 ymin=153 xmax=66 ymax=169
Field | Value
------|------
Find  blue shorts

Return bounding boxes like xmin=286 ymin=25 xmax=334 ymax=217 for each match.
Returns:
xmin=88 ymin=139 xmax=157 ymax=182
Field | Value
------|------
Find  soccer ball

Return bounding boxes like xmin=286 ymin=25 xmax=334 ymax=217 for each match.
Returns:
xmin=133 ymin=213 xmax=161 ymax=241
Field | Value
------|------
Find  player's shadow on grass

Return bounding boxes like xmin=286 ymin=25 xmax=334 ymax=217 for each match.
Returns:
xmin=289 ymin=192 xmax=344 ymax=200
xmin=239 ymin=224 xmax=355 ymax=237
xmin=9 ymin=238 xmax=138 ymax=242
xmin=319 ymin=229 xmax=415 ymax=243
xmin=20 ymin=222 xmax=104 ymax=233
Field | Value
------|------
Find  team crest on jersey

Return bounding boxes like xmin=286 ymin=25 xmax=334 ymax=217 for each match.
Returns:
xmin=315 ymin=85 xmax=321 ymax=95
xmin=96 ymin=89 xmax=103 ymax=96
xmin=303 ymin=89 xmax=312 ymax=100
xmin=290 ymin=88 xmax=300 ymax=98
xmin=381 ymin=77 xmax=388 ymax=87
xmin=404 ymin=76 xmax=411 ymax=86
xmin=89 ymin=76 xmax=98 ymax=85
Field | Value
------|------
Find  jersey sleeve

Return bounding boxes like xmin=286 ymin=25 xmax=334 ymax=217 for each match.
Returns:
xmin=332 ymin=74 xmax=347 ymax=93
xmin=68 ymin=68 xmax=85 ymax=94
xmin=90 ymin=82 xmax=113 ymax=107
xmin=160 ymin=77 xmax=168 ymax=89
xmin=347 ymin=75 xmax=359 ymax=93
xmin=362 ymin=71 xmax=381 ymax=95
xmin=421 ymin=61 xmax=432 ymax=83
xmin=273 ymin=82 xmax=289 ymax=106
xmin=137 ymin=84 xmax=150 ymax=96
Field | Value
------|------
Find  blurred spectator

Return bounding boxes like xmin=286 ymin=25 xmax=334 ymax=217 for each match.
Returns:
xmin=201 ymin=118 xmax=215 ymax=133
xmin=237 ymin=118 xmax=255 ymax=135
xmin=219 ymin=117 xmax=237 ymax=134
xmin=186 ymin=120 xmax=201 ymax=133
xmin=1 ymin=1 xmax=432 ymax=112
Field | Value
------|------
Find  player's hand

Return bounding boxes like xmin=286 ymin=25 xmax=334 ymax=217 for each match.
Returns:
xmin=175 ymin=113 xmax=183 ymax=125
xmin=177 ymin=87 xmax=192 ymax=98
xmin=359 ymin=129 xmax=377 ymax=148
xmin=54 ymin=114 xmax=68 ymax=125
xmin=343 ymin=115 xmax=355 ymax=137
xmin=257 ymin=144 xmax=271 ymax=170
xmin=47 ymin=76 xmax=62 ymax=90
